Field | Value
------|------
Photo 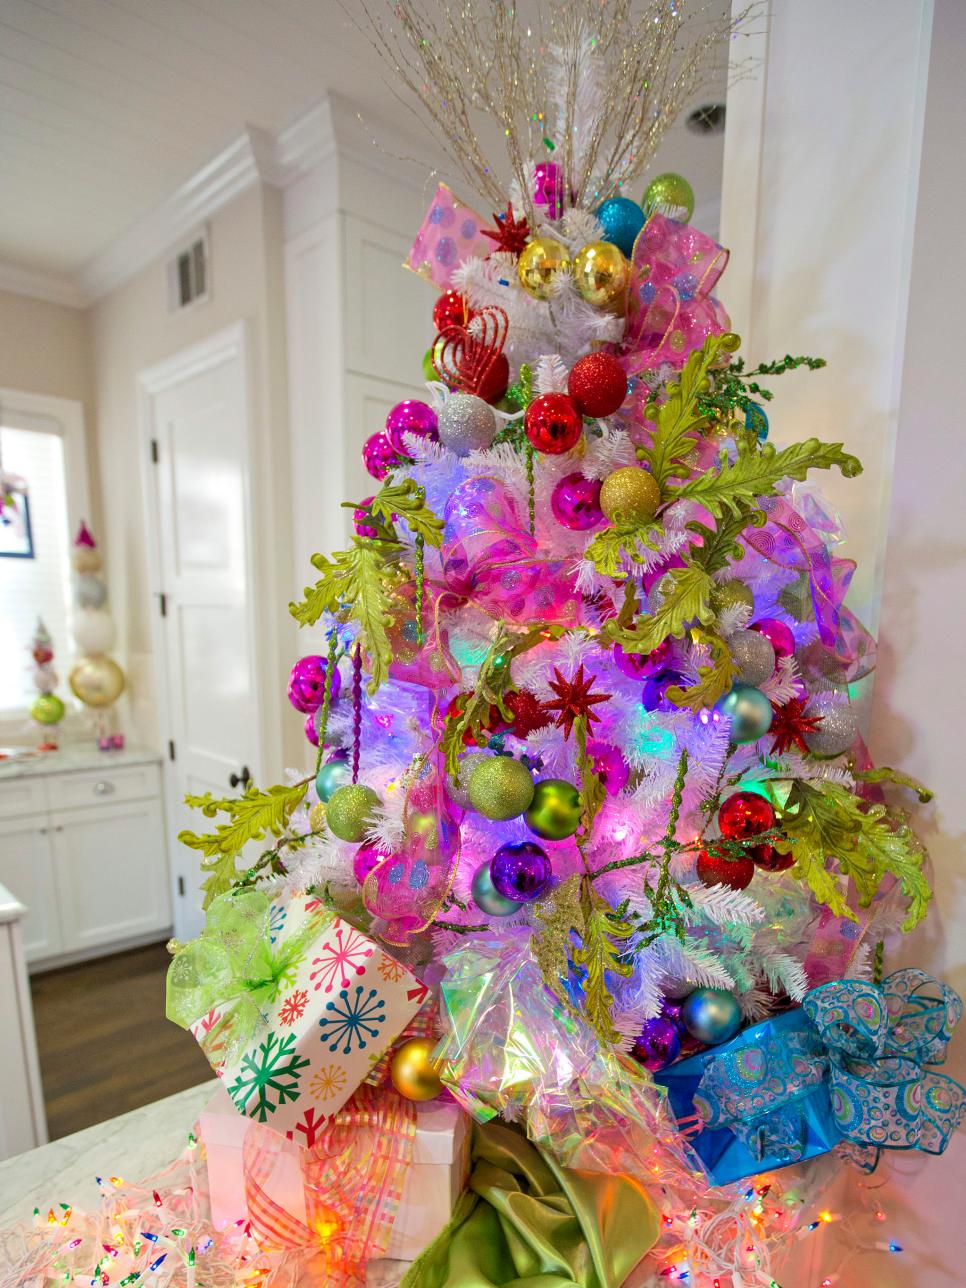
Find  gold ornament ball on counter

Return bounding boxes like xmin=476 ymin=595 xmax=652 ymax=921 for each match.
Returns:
xmin=468 ymin=755 xmax=534 ymax=821
xmin=68 ymin=655 xmax=126 ymax=708
xmin=517 ymin=237 xmax=571 ymax=300
xmin=642 ymin=172 xmax=695 ymax=223
xmin=390 ymin=1037 xmax=445 ymax=1102
xmin=572 ymin=241 xmax=628 ymax=310
xmin=599 ymin=467 xmax=661 ymax=527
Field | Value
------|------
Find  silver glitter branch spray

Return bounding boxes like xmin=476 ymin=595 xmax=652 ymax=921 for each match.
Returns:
xmin=353 ymin=0 xmax=752 ymax=218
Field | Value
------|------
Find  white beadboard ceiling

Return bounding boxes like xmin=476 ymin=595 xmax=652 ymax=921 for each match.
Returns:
xmin=0 ymin=0 xmax=727 ymax=287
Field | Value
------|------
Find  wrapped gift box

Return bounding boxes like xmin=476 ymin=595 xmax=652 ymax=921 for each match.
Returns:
xmin=200 ymin=1087 xmax=471 ymax=1260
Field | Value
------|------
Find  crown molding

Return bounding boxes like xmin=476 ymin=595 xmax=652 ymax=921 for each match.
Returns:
xmin=0 ymin=260 xmax=87 ymax=309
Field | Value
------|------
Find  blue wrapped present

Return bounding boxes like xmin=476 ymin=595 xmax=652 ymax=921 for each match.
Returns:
xmin=654 ymin=969 xmax=966 ymax=1186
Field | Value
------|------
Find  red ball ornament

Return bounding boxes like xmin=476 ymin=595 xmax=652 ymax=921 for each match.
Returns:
xmin=717 ymin=791 xmax=776 ymax=841
xmin=505 ymin=689 xmax=550 ymax=738
xmin=567 ymin=352 xmax=628 ymax=418
xmin=477 ymin=351 xmax=510 ymax=404
xmin=696 ymin=849 xmax=755 ymax=891
xmin=433 ymin=290 xmax=470 ymax=332
xmin=751 ymin=844 xmax=794 ymax=872
xmin=524 ymin=393 xmax=584 ymax=454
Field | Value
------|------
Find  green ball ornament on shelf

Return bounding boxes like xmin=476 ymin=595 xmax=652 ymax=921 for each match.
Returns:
xmin=467 ymin=756 xmax=534 ymax=821
xmin=681 ymin=987 xmax=742 ymax=1045
xmin=325 ymin=784 xmax=380 ymax=842
xmin=715 ymin=683 xmax=773 ymax=744
xmin=524 ymin=778 xmax=582 ymax=840
xmin=315 ymin=757 xmax=352 ymax=803
xmin=642 ymin=172 xmax=695 ymax=223
xmin=31 ymin=693 xmax=65 ymax=726
xmin=471 ymin=863 xmax=520 ymax=917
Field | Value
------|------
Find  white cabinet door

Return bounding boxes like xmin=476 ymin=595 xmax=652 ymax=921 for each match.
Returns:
xmin=52 ymin=798 xmax=172 ymax=953
xmin=0 ymin=816 xmax=63 ymax=962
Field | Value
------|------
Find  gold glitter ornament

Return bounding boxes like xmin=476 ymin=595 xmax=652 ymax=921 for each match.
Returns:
xmin=573 ymin=242 xmax=628 ymax=310
xmin=308 ymin=801 xmax=327 ymax=831
xmin=642 ymin=172 xmax=695 ymax=223
xmin=599 ymin=467 xmax=661 ymax=526
xmin=468 ymin=756 xmax=534 ymax=821
xmin=711 ymin=580 xmax=755 ymax=614
xmin=517 ymin=237 xmax=571 ymax=300
xmin=390 ymin=1037 xmax=445 ymax=1102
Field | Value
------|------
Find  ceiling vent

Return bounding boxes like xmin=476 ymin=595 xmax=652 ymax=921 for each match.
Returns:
xmin=685 ymin=102 xmax=727 ymax=136
xmin=167 ymin=228 xmax=209 ymax=311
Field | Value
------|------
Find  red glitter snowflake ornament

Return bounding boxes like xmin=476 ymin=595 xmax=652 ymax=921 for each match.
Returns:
xmin=769 ymin=698 xmax=824 ymax=757
xmin=481 ymin=203 xmax=531 ymax=256
xmin=544 ymin=664 xmax=611 ymax=740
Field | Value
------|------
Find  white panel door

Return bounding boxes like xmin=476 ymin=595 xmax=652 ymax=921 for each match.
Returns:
xmin=0 ymin=817 xmax=62 ymax=963
xmin=52 ymin=799 xmax=171 ymax=952
xmin=141 ymin=324 xmax=262 ymax=941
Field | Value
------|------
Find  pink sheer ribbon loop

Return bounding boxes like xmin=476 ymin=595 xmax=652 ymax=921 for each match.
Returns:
xmin=406 ymin=183 xmax=492 ymax=290
xmin=744 ymin=494 xmax=842 ymax=646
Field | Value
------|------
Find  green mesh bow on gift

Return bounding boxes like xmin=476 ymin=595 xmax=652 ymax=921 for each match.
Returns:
xmin=166 ymin=888 xmax=330 ymax=1068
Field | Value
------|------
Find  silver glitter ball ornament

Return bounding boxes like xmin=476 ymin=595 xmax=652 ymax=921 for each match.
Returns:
xmin=726 ymin=629 xmax=776 ymax=686
xmin=447 ymin=751 xmax=490 ymax=809
xmin=438 ymin=394 xmax=498 ymax=457
xmin=73 ymin=572 xmax=107 ymax=609
xmin=804 ymin=692 xmax=858 ymax=757
xmin=681 ymin=986 xmax=743 ymax=1045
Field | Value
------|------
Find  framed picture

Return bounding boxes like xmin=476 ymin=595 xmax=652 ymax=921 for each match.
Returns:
xmin=0 ymin=492 xmax=35 ymax=559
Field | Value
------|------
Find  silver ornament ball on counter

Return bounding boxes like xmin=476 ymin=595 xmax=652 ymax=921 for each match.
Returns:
xmin=804 ymin=691 xmax=859 ymax=757
xmin=681 ymin=987 xmax=743 ymax=1045
xmin=726 ymin=629 xmax=776 ymax=686
xmin=437 ymin=394 xmax=498 ymax=457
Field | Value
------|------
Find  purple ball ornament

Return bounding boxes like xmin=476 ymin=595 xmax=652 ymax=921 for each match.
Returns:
xmin=533 ymin=160 xmax=563 ymax=221
xmin=587 ymin=740 xmax=629 ymax=795
xmin=750 ymin=617 xmax=796 ymax=659
xmin=288 ymin=655 xmax=340 ymax=714
xmin=490 ymin=841 xmax=552 ymax=903
xmin=353 ymin=843 xmax=390 ymax=885
xmin=362 ymin=431 xmax=399 ymax=481
xmin=641 ymin=668 xmax=688 ymax=713
xmin=631 ymin=1016 xmax=682 ymax=1072
xmin=385 ymin=400 xmax=439 ymax=456
xmin=550 ymin=473 xmax=604 ymax=531
xmin=660 ymin=998 xmax=684 ymax=1027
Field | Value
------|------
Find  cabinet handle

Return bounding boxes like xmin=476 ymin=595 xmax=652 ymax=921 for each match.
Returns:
xmin=38 ymin=826 xmax=47 ymax=835
xmin=93 ymin=780 xmax=115 ymax=796
xmin=54 ymin=825 xmax=64 ymax=833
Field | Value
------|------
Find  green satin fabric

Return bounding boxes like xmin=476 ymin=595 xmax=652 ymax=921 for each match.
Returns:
xmin=400 ymin=1121 xmax=658 ymax=1288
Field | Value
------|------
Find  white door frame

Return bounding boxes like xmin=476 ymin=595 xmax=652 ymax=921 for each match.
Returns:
xmin=137 ymin=321 xmax=264 ymax=935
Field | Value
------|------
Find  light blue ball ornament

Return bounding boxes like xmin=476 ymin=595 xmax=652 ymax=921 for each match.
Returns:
xmin=715 ymin=683 xmax=773 ymax=745
xmin=595 ymin=196 xmax=645 ymax=258
xmin=745 ymin=401 xmax=769 ymax=442
xmin=681 ymin=987 xmax=743 ymax=1045
xmin=471 ymin=863 xmax=520 ymax=917
xmin=315 ymin=756 xmax=352 ymax=803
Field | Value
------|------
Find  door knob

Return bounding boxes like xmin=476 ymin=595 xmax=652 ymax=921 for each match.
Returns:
xmin=229 ymin=766 xmax=251 ymax=789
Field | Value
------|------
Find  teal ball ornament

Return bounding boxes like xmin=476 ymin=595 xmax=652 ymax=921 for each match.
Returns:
xmin=715 ymin=684 xmax=773 ymax=745
xmin=595 ymin=196 xmax=646 ymax=258
xmin=315 ymin=756 xmax=352 ymax=803
xmin=471 ymin=863 xmax=520 ymax=917
xmin=681 ymin=987 xmax=742 ymax=1046
xmin=745 ymin=401 xmax=769 ymax=442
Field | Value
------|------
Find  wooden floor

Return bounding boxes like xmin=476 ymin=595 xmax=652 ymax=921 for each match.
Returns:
xmin=31 ymin=941 xmax=213 ymax=1141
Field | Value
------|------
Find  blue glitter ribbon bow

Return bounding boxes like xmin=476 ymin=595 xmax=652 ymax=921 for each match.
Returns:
xmin=691 ymin=969 xmax=965 ymax=1173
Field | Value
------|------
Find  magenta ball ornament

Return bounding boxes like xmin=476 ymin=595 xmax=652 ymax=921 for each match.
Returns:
xmin=353 ymin=496 xmax=379 ymax=539
xmin=304 ymin=710 xmax=320 ymax=746
xmin=353 ymin=843 xmax=390 ymax=885
xmin=587 ymin=740 xmax=629 ymax=795
xmin=631 ymin=1016 xmax=682 ymax=1071
xmin=288 ymin=655 xmax=339 ymax=714
xmin=550 ymin=472 xmax=604 ymax=530
xmin=385 ymin=400 xmax=439 ymax=455
xmin=362 ymin=431 xmax=398 ymax=481
xmin=490 ymin=841 xmax=552 ymax=903
xmin=750 ymin=617 xmax=796 ymax=659
xmin=613 ymin=637 xmax=672 ymax=681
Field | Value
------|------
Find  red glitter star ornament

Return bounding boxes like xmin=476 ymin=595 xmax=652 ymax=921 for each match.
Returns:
xmin=481 ymin=203 xmax=531 ymax=257
xmin=544 ymin=664 xmax=611 ymax=740
xmin=769 ymin=698 xmax=823 ymax=757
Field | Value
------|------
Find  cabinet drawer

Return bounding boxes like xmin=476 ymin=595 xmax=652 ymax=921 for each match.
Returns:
xmin=54 ymin=763 xmax=161 ymax=810
xmin=0 ymin=776 xmax=48 ymax=821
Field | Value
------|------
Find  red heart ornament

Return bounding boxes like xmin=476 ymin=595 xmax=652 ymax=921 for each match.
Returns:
xmin=433 ymin=306 xmax=509 ymax=402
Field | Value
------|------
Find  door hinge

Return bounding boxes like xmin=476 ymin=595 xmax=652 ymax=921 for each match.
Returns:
xmin=177 ymin=875 xmax=186 ymax=897
xmin=168 ymin=739 xmax=176 ymax=761
xmin=159 ymin=592 xmax=167 ymax=617
xmin=150 ymin=438 xmax=159 ymax=464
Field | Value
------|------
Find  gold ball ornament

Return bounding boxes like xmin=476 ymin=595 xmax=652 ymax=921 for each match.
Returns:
xmin=467 ymin=756 xmax=534 ymax=821
xmin=308 ymin=801 xmax=327 ymax=831
xmin=711 ymin=580 xmax=755 ymax=614
xmin=325 ymin=784 xmax=380 ymax=842
xmin=642 ymin=172 xmax=695 ymax=223
xmin=390 ymin=1037 xmax=445 ymax=1102
xmin=68 ymin=656 xmax=126 ymax=708
xmin=599 ymin=467 xmax=661 ymax=527
xmin=524 ymin=778 xmax=582 ymax=841
xmin=572 ymin=241 xmax=628 ymax=310
xmin=517 ymin=237 xmax=571 ymax=300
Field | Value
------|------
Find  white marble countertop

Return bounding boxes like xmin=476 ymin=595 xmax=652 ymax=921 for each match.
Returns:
xmin=0 ymin=741 xmax=162 ymax=780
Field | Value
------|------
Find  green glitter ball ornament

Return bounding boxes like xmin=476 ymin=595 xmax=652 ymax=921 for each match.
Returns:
xmin=467 ymin=756 xmax=534 ymax=821
xmin=642 ymin=172 xmax=695 ymax=223
xmin=325 ymin=784 xmax=380 ymax=842
xmin=524 ymin=778 xmax=582 ymax=840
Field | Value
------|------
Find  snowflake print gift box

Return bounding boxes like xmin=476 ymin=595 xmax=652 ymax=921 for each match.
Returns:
xmin=166 ymin=887 xmax=428 ymax=1135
